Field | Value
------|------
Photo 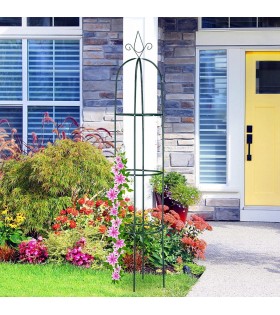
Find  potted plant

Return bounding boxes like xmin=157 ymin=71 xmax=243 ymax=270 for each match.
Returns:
xmin=150 ymin=171 xmax=201 ymax=223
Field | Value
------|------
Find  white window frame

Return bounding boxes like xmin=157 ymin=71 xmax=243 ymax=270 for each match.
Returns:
xmin=0 ymin=20 xmax=82 ymax=146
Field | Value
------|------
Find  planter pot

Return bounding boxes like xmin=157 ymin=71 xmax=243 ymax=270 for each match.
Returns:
xmin=154 ymin=193 xmax=188 ymax=224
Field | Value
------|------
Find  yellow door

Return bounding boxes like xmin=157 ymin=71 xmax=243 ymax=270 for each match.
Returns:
xmin=245 ymin=51 xmax=280 ymax=206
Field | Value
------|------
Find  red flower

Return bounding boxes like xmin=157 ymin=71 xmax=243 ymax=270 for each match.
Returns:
xmin=99 ymin=225 xmax=107 ymax=234
xmin=85 ymin=200 xmax=94 ymax=207
xmin=69 ymin=220 xmax=77 ymax=229
xmin=84 ymin=208 xmax=93 ymax=215
xmin=66 ymin=207 xmax=74 ymax=214
xmin=125 ymin=197 xmax=130 ymax=202
xmin=52 ymin=223 xmax=61 ymax=231
xmin=56 ymin=216 xmax=68 ymax=223
xmin=88 ymin=220 xmax=95 ymax=226
xmin=104 ymin=215 xmax=111 ymax=222
xmin=95 ymin=200 xmax=103 ymax=207
xmin=79 ymin=207 xmax=87 ymax=214
xmin=78 ymin=198 xmax=85 ymax=205
xmin=60 ymin=210 xmax=66 ymax=215
xmin=128 ymin=205 xmax=134 ymax=212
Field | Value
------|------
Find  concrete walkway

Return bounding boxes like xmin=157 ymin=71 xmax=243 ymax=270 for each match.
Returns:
xmin=187 ymin=221 xmax=280 ymax=297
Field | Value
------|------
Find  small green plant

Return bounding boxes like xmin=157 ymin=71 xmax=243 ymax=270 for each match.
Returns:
xmin=169 ymin=182 xmax=201 ymax=208
xmin=151 ymin=171 xmax=201 ymax=207
xmin=0 ymin=209 xmax=27 ymax=247
xmin=186 ymin=262 xmax=205 ymax=277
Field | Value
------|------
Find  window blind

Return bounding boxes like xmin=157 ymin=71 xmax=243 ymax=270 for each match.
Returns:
xmin=199 ymin=50 xmax=227 ymax=184
xmin=0 ymin=106 xmax=22 ymax=143
xmin=28 ymin=40 xmax=80 ymax=101
xmin=27 ymin=106 xmax=80 ymax=145
xmin=0 ymin=40 xmax=22 ymax=100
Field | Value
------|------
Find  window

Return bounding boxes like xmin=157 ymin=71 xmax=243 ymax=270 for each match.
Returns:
xmin=0 ymin=39 xmax=81 ymax=148
xmin=0 ymin=17 xmax=79 ymax=27
xmin=199 ymin=50 xmax=227 ymax=184
xmin=28 ymin=40 xmax=80 ymax=101
xmin=256 ymin=61 xmax=280 ymax=94
xmin=201 ymin=17 xmax=280 ymax=29
xmin=27 ymin=17 xmax=79 ymax=27
xmin=0 ymin=40 xmax=22 ymax=100
xmin=0 ymin=17 xmax=22 ymax=26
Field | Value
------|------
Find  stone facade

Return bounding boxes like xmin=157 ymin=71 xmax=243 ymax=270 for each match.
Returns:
xmin=189 ymin=198 xmax=240 ymax=221
xmin=82 ymin=17 xmax=123 ymax=149
xmin=158 ymin=18 xmax=197 ymax=184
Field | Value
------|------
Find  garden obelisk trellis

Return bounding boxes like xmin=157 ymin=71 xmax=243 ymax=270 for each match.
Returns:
xmin=114 ymin=32 xmax=165 ymax=292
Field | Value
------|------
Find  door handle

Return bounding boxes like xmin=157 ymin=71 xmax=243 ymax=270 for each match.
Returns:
xmin=246 ymin=125 xmax=253 ymax=161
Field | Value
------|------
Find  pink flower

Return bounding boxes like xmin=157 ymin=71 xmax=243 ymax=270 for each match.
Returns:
xmin=114 ymin=239 xmax=125 ymax=249
xmin=115 ymin=156 xmax=122 ymax=163
xmin=107 ymin=188 xmax=118 ymax=202
xmin=112 ymin=270 xmax=120 ymax=280
xmin=108 ymin=226 xmax=120 ymax=239
xmin=114 ymin=265 xmax=121 ymax=273
xmin=112 ymin=218 xmax=122 ymax=228
xmin=110 ymin=207 xmax=118 ymax=216
xmin=117 ymin=162 xmax=124 ymax=170
xmin=106 ymin=253 xmax=118 ymax=266
xmin=114 ymin=173 xmax=126 ymax=185
xmin=111 ymin=165 xmax=119 ymax=176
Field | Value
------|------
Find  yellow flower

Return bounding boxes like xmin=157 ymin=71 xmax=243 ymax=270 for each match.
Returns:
xmin=9 ymin=224 xmax=17 ymax=229
xmin=1 ymin=210 xmax=8 ymax=215
xmin=6 ymin=217 xmax=13 ymax=221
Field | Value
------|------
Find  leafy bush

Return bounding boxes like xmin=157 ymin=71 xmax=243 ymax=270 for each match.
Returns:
xmin=0 ymin=139 xmax=113 ymax=232
xmin=0 ymin=244 xmax=19 ymax=262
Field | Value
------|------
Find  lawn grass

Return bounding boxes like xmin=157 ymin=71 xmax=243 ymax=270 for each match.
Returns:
xmin=0 ymin=263 xmax=198 ymax=297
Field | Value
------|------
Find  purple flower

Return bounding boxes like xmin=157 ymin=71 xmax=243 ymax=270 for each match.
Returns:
xmin=114 ymin=173 xmax=126 ymax=185
xmin=108 ymin=226 xmax=120 ymax=239
xmin=106 ymin=253 xmax=118 ymax=266
xmin=114 ymin=239 xmax=125 ymax=250
xmin=107 ymin=188 xmax=118 ymax=202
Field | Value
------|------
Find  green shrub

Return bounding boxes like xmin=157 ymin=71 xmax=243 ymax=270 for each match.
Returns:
xmin=45 ymin=226 xmax=109 ymax=270
xmin=0 ymin=139 xmax=113 ymax=233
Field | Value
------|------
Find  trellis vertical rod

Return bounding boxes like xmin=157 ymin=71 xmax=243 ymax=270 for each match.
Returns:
xmin=139 ymin=58 xmax=145 ymax=279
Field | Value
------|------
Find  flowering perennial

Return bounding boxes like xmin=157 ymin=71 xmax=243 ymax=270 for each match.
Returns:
xmin=19 ymin=237 xmax=48 ymax=264
xmin=105 ymin=154 xmax=129 ymax=281
xmin=66 ymin=238 xmax=94 ymax=268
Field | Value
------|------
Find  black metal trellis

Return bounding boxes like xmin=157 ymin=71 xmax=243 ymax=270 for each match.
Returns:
xmin=114 ymin=32 xmax=165 ymax=292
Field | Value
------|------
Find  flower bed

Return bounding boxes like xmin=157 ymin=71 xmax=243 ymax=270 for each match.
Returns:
xmin=0 ymin=130 xmax=212 ymax=282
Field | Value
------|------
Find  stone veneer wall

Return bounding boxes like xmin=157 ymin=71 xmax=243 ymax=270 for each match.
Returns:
xmin=82 ymin=17 xmax=123 ymax=149
xmin=158 ymin=18 xmax=197 ymax=184
xmin=159 ymin=18 xmax=240 ymax=221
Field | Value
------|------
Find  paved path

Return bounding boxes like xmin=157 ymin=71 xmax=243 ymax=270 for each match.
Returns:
xmin=187 ymin=221 xmax=280 ymax=297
